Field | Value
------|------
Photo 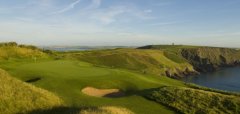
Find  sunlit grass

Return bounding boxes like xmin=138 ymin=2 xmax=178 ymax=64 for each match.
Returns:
xmin=0 ymin=69 xmax=63 ymax=114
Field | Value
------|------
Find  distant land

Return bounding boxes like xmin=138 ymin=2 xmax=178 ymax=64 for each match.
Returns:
xmin=40 ymin=44 xmax=240 ymax=52
xmin=40 ymin=46 xmax=138 ymax=51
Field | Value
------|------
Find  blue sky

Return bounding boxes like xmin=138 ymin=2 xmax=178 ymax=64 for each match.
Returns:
xmin=0 ymin=0 xmax=240 ymax=47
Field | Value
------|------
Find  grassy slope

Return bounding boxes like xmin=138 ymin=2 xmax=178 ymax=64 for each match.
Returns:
xmin=0 ymin=68 xmax=63 ymax=114
xmin=137 ymin=45 xmax=198 ymax=54
xmin=0 ymin=59 xmax=183 ymax=114
xmin=138 ymin=45 xmax=198 ymax=49
xmin=147 ymin=86 xmax=240 ymax=114
xmin=66 ymin=49 xmax=195 ymax=78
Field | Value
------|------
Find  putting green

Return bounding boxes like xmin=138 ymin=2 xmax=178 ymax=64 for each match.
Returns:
xmin=1 ymin=59 xmax=184 ymax=114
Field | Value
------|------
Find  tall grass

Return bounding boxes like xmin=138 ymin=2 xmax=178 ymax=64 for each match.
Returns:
xmin=185 ymin=83 xmax=240 ymax=96
xmin=0 ymin=69 xmax=63 ymax=114
xmin=0 ymin=42 xmax=47 ymax=60
xmin=147 ymin=86 xmax=240 ymax=114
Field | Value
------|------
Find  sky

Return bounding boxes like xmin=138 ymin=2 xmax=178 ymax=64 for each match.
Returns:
xmin=0 ymin=0 xmax=240 ymax=47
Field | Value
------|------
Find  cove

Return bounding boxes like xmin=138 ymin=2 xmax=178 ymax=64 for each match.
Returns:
xmin=183 ymin=66 xmax=240 ymax=92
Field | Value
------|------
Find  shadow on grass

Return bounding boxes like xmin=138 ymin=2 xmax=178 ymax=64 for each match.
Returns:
xmin=103 ymin=91 xmax=126 ymax=98
xmin=25 ymin=77 xmax=41 ymax=83
xmin=26 ymin=106 xmax=98 ymax=114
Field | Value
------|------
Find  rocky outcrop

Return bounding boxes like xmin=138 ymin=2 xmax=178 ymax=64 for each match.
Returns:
xmin=165 ymin=68 xmax=199 ymax=79
xmin=137 ymin=45 xmax=240 ymax=77
xmin=181 ymin=47 xmax=240 ymax=72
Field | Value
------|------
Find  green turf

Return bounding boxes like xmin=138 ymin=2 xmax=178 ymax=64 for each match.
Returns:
xmin=0 ymin=59 xmax=185 ymax=114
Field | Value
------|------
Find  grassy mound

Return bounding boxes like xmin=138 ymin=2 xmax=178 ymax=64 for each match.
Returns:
xmin=67 ymin=49 xmax=195 ymax=78
xmin=0 ymin=69 xmax=63 ymax=114
xmin=147 ymin=86 xmax=240 ymax=114
xmin=0 ymin=42 xmax=47 ymax=60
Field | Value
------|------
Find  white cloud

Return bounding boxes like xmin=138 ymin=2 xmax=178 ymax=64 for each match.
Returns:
xmin=52 ymin=0 xmax=81 ymax=14
xmin=90 ymin=5 xmax=154 ymax=24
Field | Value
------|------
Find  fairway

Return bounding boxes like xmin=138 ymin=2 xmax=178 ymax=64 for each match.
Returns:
xmin=0 ymin=59 xmax=185 ymax=114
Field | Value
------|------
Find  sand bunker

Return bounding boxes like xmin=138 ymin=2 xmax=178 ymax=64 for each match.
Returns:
xmin=82 ymin=87 xmax=125 ymax=98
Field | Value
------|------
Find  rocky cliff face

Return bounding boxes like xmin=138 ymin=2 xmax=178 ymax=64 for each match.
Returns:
xmin=138 ymin=45 xmax=240 ymax=77
xmin=164 ymin=67 xmax=199 ymax=79
xmin=181 ymin=47 xmax=240 ymax=72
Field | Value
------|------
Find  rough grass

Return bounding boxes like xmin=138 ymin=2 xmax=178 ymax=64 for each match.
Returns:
xmin=0 ymin=45 xmax=47 ymax=60
xmin=0 ymin=69 xmax=63 ymax=114
xmin=185 ymin=83 xmax=240 ymax=96
xmin=147 ymin=86 xmax=240 ymax=114
xmin=163 ymin=51 xmax=186 ymax=63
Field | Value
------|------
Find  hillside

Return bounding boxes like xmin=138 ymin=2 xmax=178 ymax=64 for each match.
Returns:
xmin=0 ymin=68 xmax=63 ymax=114
xmin=69 ymin=45 xmax=240 ymax=78
xmin=138 ymin=45 xmax=240 ymax=72
xmin=66 ymin=49 xmax=197 ymax=78
xmin=0 ymin=42 xmax=47 ymax=60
